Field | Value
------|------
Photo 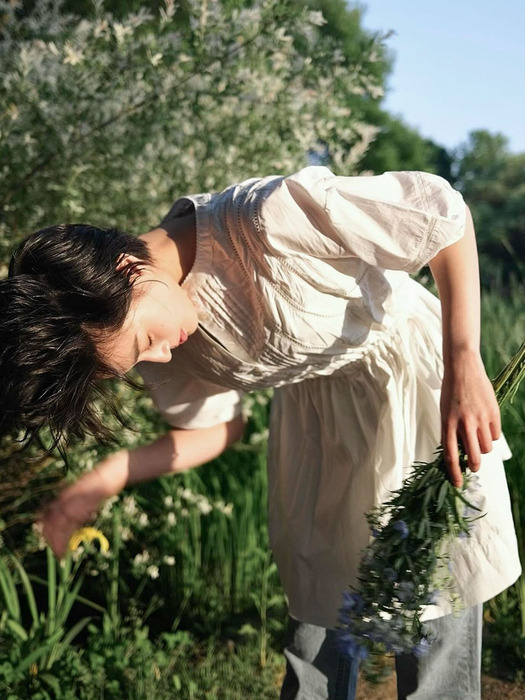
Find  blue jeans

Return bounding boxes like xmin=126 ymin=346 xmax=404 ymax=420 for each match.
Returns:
xmin=279 ymin=604 xmax=482 ymax=700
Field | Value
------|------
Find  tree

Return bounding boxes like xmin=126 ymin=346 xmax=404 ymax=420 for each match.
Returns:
xmin=452 ymin=130 xmax=525 ymax=288
xmin=358 ymin=113 xmax=453 ymax=178
xmin=0 ymin=0 xmax=386 ymax=256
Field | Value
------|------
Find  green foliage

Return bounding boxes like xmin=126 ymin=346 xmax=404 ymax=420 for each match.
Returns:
xmin=0 ymin=548 xmax=93 ymax=699
xmin=82 ymin=612 xmax=173 ymax=700
xmin=452 ymin=130 xmax=525 ymax=287
xmin=359 ymin=113 xmax=454 ymax=178
xmin=0 ymin=0 xmax=384 ymax=252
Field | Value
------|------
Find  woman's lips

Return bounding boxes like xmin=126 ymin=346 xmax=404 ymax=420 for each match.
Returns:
xmin=179 ymin=329 xmax=188 ymax=345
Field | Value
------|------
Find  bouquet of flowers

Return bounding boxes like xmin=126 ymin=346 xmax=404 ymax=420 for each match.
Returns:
xmin=337 ymin=340 xmax=525 ymax=660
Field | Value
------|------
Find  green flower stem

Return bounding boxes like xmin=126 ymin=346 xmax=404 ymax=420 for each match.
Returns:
xmin=491 ymin=340 xmax=525 ymax=409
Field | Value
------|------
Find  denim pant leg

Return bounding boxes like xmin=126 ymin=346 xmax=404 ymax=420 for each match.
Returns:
xmin=280 ymin=616 xmax=360 ymax=700
xmin=395 ymin=604 xmax=483 ymax=700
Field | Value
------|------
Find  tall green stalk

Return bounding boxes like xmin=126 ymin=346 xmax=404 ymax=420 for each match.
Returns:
xmin=492 ymin=340 xmax=525 ymax=408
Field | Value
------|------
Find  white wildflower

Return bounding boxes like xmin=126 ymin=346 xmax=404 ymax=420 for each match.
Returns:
xmin=138 ymin=512 xmax=149 ymax=526
xmin=123 ymin=496 xmax=138 ymax=516
xmin=71 ymin=546 xmax=84 ymax=562
xmin=147 ymin=565 xmax=160 ymax=579
xmin=180 ymin=508 xmax=189 ymax=518
xmin=164 ymin=495 xmax=174 ymax=507
xmin=113 ymin=22 xmax=133 ymax=45
xmin=93 ymin=19 xmax=109 ymax=39
xmin=214 ymin=500 xmax=234 ymax=517
xmin=308 ymin=10 xmax=327 ymax=26
xmin=249 ymin=428 xmax=269 ymax=445
xmin=133 ymin=550 xmax=150 ymax=567
xmin=120 ymin=527 xmax=132 ymax=542
xmin=6 ymin=104 xmax=18 ymax=121
xmin=163 ymin=555 xmax=176 ymax=566
xmin=196 ymin=498 xmax=213 ymax=516
xmin=242 ymin=395 xmax=255 ymax=420
xmin=150 ymin=52 xmax=163 ymax=67
xmin=31 ymin=521 xmax=47 ymax=551
xmin=167 ymin=512 xmax=177 ymax=526
xmin=160 ymin=0 xmax=176 ymax=22
xmin=222 ymin=503 xmax=234 ymax=517
xmin=179 ymin=487 xmax=197 ymax=504
xmin=101 ymin=495 xmax=118 ymax=518
xmin=63 ymin=42 xmax=84 ymax=66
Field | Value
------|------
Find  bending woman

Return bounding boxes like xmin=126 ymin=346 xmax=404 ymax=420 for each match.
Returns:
xmin=1 ymin=166 xmax=520 ymax=700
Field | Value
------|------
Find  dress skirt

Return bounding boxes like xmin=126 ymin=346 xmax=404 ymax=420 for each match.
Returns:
xmin=267 ymin=282 xmax=521 ymax=629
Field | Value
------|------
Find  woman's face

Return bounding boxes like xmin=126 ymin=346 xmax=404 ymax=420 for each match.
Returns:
xmin=99 ymin=255 xmax=199 ymax=374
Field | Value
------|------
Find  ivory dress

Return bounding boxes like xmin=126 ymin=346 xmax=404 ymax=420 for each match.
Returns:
xmin=136 ymin=165 xmax=521 ymax=629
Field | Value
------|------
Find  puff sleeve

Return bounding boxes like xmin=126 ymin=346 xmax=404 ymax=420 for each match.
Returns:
xmin=259 ymin=166 xmax=467 ymax=274
xmin=134 ymin=359 xmax=244 ymax=430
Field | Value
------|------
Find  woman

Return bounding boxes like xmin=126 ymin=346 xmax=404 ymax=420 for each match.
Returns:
xmin=1 ymin=165 xmax=521 ymax=699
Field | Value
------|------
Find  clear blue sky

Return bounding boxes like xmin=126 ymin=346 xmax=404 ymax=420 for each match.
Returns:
xmin=358 ymin=0 xmax=525 ymax=154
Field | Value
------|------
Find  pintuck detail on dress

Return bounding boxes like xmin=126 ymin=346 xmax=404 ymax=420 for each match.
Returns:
xmin=135 ymin=165 xmax=521 ymax=629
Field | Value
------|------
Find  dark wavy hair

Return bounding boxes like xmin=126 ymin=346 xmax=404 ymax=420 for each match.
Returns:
xmin=0 ymin=223 xmax=154 ymax=463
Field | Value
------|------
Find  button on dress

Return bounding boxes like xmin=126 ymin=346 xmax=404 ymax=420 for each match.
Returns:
xmin=136 ymin=165 xmax=521 ymax=629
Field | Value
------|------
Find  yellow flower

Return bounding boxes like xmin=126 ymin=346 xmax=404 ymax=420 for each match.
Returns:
xmin=69 ymin=527 xmax=110 ymax=553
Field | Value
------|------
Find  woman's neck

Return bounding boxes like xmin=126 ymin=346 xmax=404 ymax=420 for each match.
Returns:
xmin=138 ymin=210 xmax=197 ymax=284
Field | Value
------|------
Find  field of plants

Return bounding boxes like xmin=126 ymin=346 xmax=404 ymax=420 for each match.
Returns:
xmin=0 ymin=281 xmax=523 ymax=699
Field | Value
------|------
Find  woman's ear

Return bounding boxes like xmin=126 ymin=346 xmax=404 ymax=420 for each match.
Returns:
xmin=115 ymin=253 xmax=142 ymax=273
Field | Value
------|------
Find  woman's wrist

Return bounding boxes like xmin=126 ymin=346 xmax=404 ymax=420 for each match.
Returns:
xmin=88 ymin=449 xmax=130 ymax=499
xmin=442 ymin=342 xmax=481 ymax=366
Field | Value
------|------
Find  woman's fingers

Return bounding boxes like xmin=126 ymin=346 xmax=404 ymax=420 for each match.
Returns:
xmin=459 ymin=422 xmax=482 ymax=473
xmin=489 ymin=416 xmax=501 ymax=441
xmin=478 ymin=425 xmax=495 ymax=455
xmin=37 ymin=496 xmax=88 ymax=559
xmin=443 ymin=423 xmax=462 ymax=487
xmin=445 ymin=419 xmax=496 ymax=487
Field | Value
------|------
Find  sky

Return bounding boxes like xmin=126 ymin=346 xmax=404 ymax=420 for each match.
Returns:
xmin=358 ymin=0 xmax=525 ymax=154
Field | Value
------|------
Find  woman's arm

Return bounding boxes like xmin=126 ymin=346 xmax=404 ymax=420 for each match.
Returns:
xmin=428 ymin=204 xmax=501 ymax=487
xmin=37 ymin=414 xmax=245 ymax=559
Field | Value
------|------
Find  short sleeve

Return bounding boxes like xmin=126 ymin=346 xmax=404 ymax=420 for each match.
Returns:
xmin=134 ymin=359 xmax=244 ymax=430
xmin=259 ymin=166 xmax=467 ymax=274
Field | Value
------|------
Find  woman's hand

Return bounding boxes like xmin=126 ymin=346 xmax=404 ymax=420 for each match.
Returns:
xmin=36 ymin=476 xmax=104 ymax=560
xmin=440 ymin=348 xmax=501 ymax=487
xmin=35 ymin=462 xmax=119 ymax=560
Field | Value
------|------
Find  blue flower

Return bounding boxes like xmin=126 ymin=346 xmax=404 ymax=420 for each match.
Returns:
xmin=385 ymin=567 xmax=398 ymax=582
xmin=341 ymin=591 xmax=365 ymax=614
xmin=425 ymin=590 xmax=440 ymax=605
xmin=337 ymin=629 xmax=371 ymax=660
xmin=336 ymin=631 xmax=358 ymax=657
xmin=393 ymin=520 xmax=409 ymax=539
xmin=337 ymin=606 xmax=353 ymax=626
xmin=411 ymin=639 xmax=430 ymax=657
xmin=396 ymin=581 xmax=415 ymax=603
